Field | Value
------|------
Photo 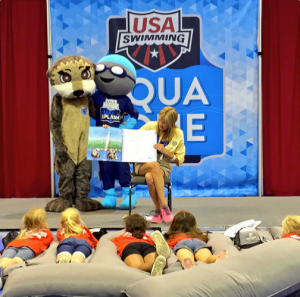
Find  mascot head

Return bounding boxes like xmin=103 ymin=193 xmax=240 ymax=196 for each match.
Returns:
xmin=47 ymin=55 xmax=96 ymax=99
xmin=95 ymin=54 xmax=136 ymax=96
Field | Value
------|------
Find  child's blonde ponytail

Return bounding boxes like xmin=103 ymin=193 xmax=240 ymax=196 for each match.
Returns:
xmin=17 ymin=208 xmax=48 ymax=239
xmin=17 ymin=228 xmax=28 ymax=239
xmin=61 ymin=208 xmax=84 ymax=238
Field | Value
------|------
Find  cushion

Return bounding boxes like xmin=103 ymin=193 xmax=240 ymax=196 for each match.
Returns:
xmin=3 ymin=240 xmax=95 ymax=277
xmin=268 ymin=226 xmax=283 ymax=239
xmin=123 ymin=239 xmax=300 ymax=297
xmin=1 ymin=230 xmax=150 ymax=297
xmin=207 ymin=232 xmax=240 ymax=255
xmin=257 ymin=228 xmax=275 ymax=242
xmin=2 ymin=263 xmax=149 ymax=297
xmin=3 ymin=230 xmax=289 ymax=297
xmin=1 ymin=231 xmax=237 ymax=296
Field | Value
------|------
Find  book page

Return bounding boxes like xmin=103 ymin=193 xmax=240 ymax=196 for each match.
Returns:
xmin=122 ymin=130 xmax=157 ymax=163
xmin=87 ymin=127 xmax=122 ymax=162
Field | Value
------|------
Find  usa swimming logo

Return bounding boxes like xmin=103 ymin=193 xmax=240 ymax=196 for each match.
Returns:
xmin=115 ymin=9 xmax=193 ymax=72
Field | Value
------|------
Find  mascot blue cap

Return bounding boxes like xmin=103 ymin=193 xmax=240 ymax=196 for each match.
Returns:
xmin=98 ymin=54 xmax=137 ymax=79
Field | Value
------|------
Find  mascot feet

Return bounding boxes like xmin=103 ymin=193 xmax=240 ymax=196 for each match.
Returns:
xmin=45 ymin=197 xmax=73 ymax=212
xmin=75 ymin=198 xmax=103 ymax=212
xmin=119 ymin=187 xmax=137 ymax=210
xmin=102 ymin=189 xmax=117 ymax=209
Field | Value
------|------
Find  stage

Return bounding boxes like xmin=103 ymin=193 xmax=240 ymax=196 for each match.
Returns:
xmin=0 ymin=196 xmax=299 ymax=231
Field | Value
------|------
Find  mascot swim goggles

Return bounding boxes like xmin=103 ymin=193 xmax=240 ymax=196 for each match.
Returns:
xmin=96 ymin=64 xmax=136 ymax=83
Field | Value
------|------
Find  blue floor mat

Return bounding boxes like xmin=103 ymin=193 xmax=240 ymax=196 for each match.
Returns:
xmin=1 ymin=232 xmax=11 ymax=296
xmin=0 ymin=233 xmax=4 ymax=251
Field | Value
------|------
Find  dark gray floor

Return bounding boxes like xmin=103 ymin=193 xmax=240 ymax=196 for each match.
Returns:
xmin=0 ymin=196 xmax=299 ymax=230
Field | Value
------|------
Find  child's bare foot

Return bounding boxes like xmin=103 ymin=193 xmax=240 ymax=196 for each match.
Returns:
xmin=58 ymin=256 xmax=70 ymax=263
xmin=215 ymin=250 xmax=228 ymax=262
xmin=181 ymin=258 xmax=196 ymax=270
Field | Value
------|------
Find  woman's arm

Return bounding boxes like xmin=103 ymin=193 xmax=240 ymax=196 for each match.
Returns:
xmin=173 ymin=138 xmax=185 ymax=166
xmin=153 ymin=144 xmax=178 ymax=164
xmin=172 ymin=129 xmax=185 ymax=166
xmin=153 ymin=129 xmax=186 ymax=166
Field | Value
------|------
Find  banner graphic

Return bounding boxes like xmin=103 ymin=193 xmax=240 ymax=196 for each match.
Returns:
xmin=50 ymin=0 xmax=259 ymax=197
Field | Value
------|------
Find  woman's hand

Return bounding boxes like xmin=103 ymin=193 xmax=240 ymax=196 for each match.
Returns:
xmin=102 ymin=124 xmax=110 ymax=128
xmin=153 ymin=143 xmax=165 ymax=153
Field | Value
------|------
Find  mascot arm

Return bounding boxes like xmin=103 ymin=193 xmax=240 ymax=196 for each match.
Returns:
xmin=119 ymin=117 xmax=137 ymax=129
xmin=88 ymin=94 xmax=96 ymax=120
xmin=119 ymin=99 xmax=138 ymax=129
xmin=50 ymin=94 xmax=68 ymax=161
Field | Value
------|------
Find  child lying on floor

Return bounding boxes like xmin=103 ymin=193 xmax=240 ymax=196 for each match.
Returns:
xmin=0 ymin=208 xmax=54 ymax=289
xmin=164 ymin=210 xmax=228 ymax=269
xmin=112 ymin=214 xmax=170 ymax=276
xmin=281 ymin=215 xmax=300 ymax=240
xmin=56 ymin=208 xmax=98 ymax=263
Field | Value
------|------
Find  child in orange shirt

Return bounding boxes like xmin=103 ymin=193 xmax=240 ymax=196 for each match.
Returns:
xmin=112 ymin=214 xmax=170 ymax=276
xmin=0 ymin=208 xmax=54 ymax=289
xmin=164 ymin=211 xmax=228 ymax=269
xmin=281 ymin=215 xmax=300 ymax=240
xmin=56 ymin=208 xmax=98 ymax=263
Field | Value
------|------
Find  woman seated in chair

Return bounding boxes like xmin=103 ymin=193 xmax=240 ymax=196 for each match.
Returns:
xmin=135 ymin=107 xmax=185 ymax=223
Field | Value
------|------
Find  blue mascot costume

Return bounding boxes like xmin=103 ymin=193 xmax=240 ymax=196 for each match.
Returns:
xmin=92 ymin=54 xmax=138 ymax=209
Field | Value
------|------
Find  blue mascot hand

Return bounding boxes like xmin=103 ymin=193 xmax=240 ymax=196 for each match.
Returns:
xmin=119 ymin=117 xmax=137 ymax=130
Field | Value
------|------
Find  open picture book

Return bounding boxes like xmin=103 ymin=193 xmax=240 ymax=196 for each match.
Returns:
xmin=87 ymin=127 xmax=157 ymax=163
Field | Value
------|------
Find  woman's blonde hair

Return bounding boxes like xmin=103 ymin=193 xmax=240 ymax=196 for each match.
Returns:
xmin=282 ymin=215 xmax=300 ymax=235
xmin=60 ymin=208 xmax=84 ymax=238
xmin=156 ymin=107 xmax=178 ymax=142
xmin=17 ymin=208 xmax=48 ymax=239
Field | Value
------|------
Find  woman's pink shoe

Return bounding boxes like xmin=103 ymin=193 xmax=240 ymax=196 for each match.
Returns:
xmin=161 ymin=205 xmax=174 ymax=223
xmin=151 ymin=210 xmax=163 ymax=223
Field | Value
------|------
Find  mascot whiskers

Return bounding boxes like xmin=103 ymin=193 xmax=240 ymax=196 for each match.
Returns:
xmin=46 ymin=55 xmax=103 ymax=212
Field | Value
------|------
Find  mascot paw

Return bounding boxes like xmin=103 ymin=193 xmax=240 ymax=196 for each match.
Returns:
xmin=101 ymin=197 xmax=117 ymax=209
xmin=45 ymin=198 xmax=73 ymax=212
xmin=102 ymin=189 xmax=117 ymax=209
xmin=119 ymin=197 xmax=137 ymax=210
xmin=119 ymin=187 xmax=137 ymax=210
xmin=75 ymin=198 xmax=103 ymax=212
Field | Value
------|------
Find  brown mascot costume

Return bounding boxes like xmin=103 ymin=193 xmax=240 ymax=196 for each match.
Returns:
xmin=45 ymin=55 xmax=103 ymax=212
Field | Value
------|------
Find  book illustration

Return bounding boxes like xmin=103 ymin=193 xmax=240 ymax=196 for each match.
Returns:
xmin=87 ymin=127 xmax=122 ymax=162
xmin=87 ymin=127 xmax=157 ymax=163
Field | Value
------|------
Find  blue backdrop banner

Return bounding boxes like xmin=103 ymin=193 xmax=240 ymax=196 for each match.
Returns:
xmin=50 ymin=0 xmax=258 ymax=198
